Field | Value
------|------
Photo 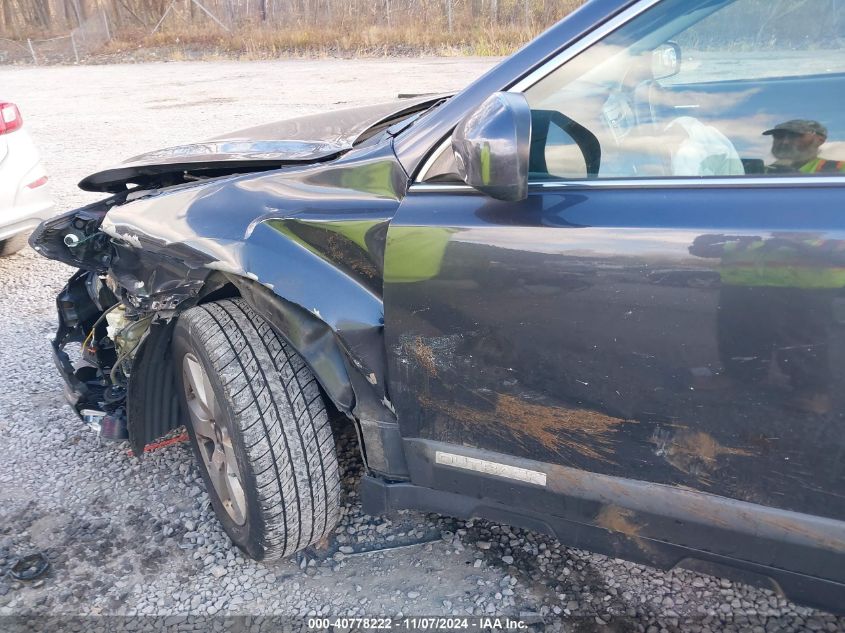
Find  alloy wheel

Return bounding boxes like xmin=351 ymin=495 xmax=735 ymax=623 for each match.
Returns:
xmin=182 ymin=352 xmax=247 ymax=525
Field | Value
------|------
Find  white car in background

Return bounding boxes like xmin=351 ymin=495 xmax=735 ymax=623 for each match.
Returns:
xmin=0 ymin=101 xmax=53 ymax=255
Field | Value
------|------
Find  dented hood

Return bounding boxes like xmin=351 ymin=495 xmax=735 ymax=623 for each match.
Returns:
xmin=79 ymin=95 xmax=444 ymax=193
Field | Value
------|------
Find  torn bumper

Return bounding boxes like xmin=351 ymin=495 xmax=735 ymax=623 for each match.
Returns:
xmin=52 ymin=316 xmax=87 ymax=412
xmin=53 ymin=271 xmax=104 ymax=413
xmin=51 ymin=270 xmax=128 ymax=439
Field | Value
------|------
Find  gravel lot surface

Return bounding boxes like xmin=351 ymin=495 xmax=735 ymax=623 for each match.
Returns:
xmin=1 ymin=59 xmax=843 ymax=632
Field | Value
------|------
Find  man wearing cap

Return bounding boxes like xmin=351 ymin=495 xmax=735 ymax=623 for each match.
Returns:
xmin=763 ymin=119 xmax=845 ymax=174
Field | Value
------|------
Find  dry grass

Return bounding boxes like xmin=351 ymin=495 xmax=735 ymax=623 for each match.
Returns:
xmin=3 ymin=0 xmax=587 ymax=62
xmin=94 ymin=22 xmax=546 ymax=60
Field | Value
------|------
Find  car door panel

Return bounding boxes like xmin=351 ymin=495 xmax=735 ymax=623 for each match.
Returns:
xmin=383 ymin=183 xmax=845 ymax=524
xmin=394 ymin=435 xmax=845 ymax=588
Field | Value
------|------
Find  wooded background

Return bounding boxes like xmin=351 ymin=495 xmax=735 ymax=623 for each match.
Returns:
xmin=0 ymin=0 xmax=586 ymax=62
xmin=1 ymin=0 xmax=580 ymax=36
xmin=1 ymin=0 xmax=841 ymax=63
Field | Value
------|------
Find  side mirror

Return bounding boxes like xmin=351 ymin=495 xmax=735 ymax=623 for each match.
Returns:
xmin=452 ymin=91 xmax=531 ymax=202
xmin=652 ymin=41 xmax=681 ymax=80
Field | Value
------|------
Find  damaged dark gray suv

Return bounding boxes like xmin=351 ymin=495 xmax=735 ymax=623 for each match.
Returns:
xmin=31 ymin=0 xmax=845 ymax=613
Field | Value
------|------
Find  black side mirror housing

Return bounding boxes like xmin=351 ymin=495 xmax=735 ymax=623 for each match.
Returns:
xmin=451 ymin=92 xmax=532 ymax=202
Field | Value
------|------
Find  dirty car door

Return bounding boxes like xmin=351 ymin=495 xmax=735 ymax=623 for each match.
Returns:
xmin=383 ymin=0 xmax=845 ymax=608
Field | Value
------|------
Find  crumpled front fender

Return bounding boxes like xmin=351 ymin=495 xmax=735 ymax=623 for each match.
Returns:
xmin=41 ymin=143 xmax=409 ymax=474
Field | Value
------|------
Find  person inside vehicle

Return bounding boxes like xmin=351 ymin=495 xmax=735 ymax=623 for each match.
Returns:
xmin=763 ymin=119 xmax=845 ymax=174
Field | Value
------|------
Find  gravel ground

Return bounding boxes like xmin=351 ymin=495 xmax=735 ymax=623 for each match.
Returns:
xmin=0 ymin=59 xmax=843 ymax=632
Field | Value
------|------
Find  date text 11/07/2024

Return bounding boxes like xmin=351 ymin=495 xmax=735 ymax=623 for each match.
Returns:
xmin=307 ymin=617 xmax=530 ymax=631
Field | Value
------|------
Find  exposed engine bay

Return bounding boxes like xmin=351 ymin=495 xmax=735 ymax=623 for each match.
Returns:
xmin=34 ymin=185 xmax=227 ymax=446
xmin=39 ymin=193 xmax=169 ymax=441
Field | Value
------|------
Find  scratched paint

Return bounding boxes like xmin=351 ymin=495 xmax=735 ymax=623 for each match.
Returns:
xmin=595 ymin=505 xmax=642 ymax=537
xmin=653 ymin=428 xmax=753 ymax=480
xmin=422 ymin=392 xmax=632 ymax=463
xmin=594 ymin=504 xmax=657 ymax=556
xmin=408 ymin=337 xmax=438 ymax=378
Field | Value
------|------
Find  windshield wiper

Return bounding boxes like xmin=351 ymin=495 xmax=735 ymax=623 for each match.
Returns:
xmin=387 ymin=98 xmax=450 ymax=137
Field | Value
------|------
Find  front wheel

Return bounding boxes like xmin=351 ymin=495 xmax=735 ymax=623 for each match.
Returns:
xmin=172 ymin=298 xmax=341 ymax=560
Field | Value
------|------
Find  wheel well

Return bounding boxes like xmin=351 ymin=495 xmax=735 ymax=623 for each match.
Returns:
xmin=220 ymin=275 xmax=356 ymax=412
xmin=217 ymin=276 xmax=397 ymax=475
xmin=196 ymin=279 xmax=241 ymax=305
xmin=128 ymin=273 xmax=400 ymax=476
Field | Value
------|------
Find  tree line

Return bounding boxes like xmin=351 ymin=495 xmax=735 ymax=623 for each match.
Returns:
xmin=0 ymin=0 xmax=584 ymax=37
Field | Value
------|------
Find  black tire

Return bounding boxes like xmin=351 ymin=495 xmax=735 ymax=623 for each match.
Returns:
xmin=0 ymin=233 xmax=29 ymax=256
xmin=172 ymin=298 xmax=341 ymax=560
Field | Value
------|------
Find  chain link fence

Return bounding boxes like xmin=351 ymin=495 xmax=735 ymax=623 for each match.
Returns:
xmin=0 ymin=0 xmax=579 ymax=64
xmin=0 ymin=9 xmax=110 ymax=64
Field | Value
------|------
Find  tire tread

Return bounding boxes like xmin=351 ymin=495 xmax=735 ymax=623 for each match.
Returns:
xmin=178 ymin=298 xmax=341 ymax=559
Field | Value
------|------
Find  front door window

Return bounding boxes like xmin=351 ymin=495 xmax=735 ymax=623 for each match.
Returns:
xmin=523 ymin=0 xmax=845 ymax=180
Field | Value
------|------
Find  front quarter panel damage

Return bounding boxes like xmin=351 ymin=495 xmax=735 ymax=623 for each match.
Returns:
xmin=33 ymin=144 xmax=410 ymax=473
